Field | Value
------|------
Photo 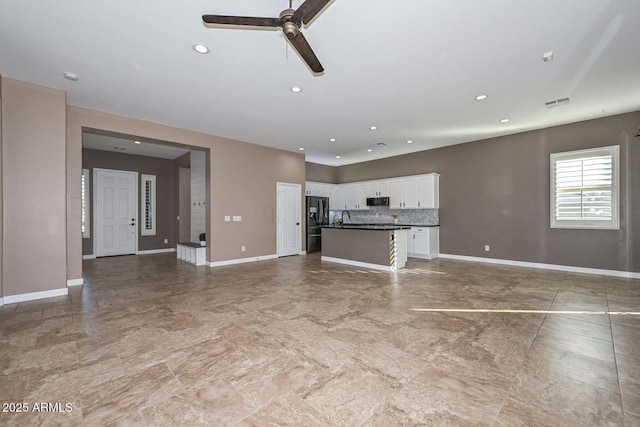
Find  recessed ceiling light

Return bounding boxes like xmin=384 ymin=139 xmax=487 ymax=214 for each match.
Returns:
xmin=290 ymin=86 xmax=302 ymax=93
xmin=329 ymin=138 xmax=336 ymax=142
xmin=406 ymin=140 xmax=413 ymax=144
xmin=298 ymin=147 xmax=304 ymax=151
xmin=542 ymin=51 xmax=554 ymax=62
xmin=367 ymin=149 xmax=372 ymax=152
xmin=369 ymin=126 xmax=377 ymax=130
xmin=63 ymin=72 xmax=79 ymax=81
xmin=336 ymin=155 xmax=341 ymax=159
xmin=475 ymin=94 xmax=488 ymax=101
xmin=500 ymin=118 xmax=510 ymax=123
xmin=134 ymin=140 xmax=141 ymax=145
xmin=193 ymin=44 xmax=209 ymax=54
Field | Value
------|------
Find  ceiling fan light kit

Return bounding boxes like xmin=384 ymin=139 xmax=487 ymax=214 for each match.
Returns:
xmin=202 ymin=0 xmax=331 ymax=74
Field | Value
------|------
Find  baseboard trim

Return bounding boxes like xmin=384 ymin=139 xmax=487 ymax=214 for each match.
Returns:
xmin=0 ymin=298 xmax=3 ymax=307
xmin=321 ymin=256 xmax=394 ymax=272
xmin=3 ymin=287 xmax=69 ymax=304
xmin=299 ymin=251 xmax=308 ymax=256
xmin=439 ymin=253 xmax=640 ymax=279
xmin=208 ymin=254 xmax=278 ymax=268
xmin=83 ymin=254 xmax=96 ymax=260
xmin=136 ymin=248 xmax=176 ymax=255
xmin=67 ymin=278 xmax=84 ymax=287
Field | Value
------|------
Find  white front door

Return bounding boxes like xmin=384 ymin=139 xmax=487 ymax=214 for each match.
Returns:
xmin=277 ymin=182 xmax=301 ymax=257
xmin=94 ymin=169 xmax=138 ymax=257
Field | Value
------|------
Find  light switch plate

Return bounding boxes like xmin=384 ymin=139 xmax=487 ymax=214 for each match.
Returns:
xmin=224 ymin=216 xmax=230 ymax=222
xmin=233 ymin=216 xmax=242 ymax=222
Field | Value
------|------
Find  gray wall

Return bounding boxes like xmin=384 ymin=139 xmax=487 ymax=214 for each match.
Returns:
xmin=2 ymin=78 xmax=67 ymax=296
xmin=306 ymin=161 xmax=338 ymax=183
xmin=82 ymin=147 xmax=175 ymax=255
xmin=336 ymin=111 xmax=640 ymax=273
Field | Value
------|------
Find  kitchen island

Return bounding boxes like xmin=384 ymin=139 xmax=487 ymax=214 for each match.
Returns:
xmin=321 ymin=225 xmax=409 ymax=271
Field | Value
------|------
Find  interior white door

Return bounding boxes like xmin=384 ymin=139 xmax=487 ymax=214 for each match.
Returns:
xmin=95 ymin=169 xmax=138 ymax=257
xmin=277 ymin=182 xmax=301 ymax=257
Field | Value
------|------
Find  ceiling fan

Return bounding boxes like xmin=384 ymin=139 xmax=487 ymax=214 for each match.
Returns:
xmin=202 ymin=0 xmax=332 ymax=74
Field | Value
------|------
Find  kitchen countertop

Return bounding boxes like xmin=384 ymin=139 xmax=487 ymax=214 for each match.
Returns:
xmin=322 ymin=224 xmax=412 ymax=231
xmin=323 ymin=223 xmax=439 ymax=230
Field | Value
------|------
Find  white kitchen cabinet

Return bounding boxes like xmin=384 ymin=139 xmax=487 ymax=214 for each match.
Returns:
xmin=305 ymin=181 xmax=332 ymax=198
xmin=344 ymin=184 xmax=367 ymax=209
xmin=357 ymin=183 xmax=369 ymax=209
xmin=407 ymin=227 xmax=439 ymax=259
xmin=402 ymin=177 xmax=418 ymax=208
xmin=417 ymin=174 xmax=439 ymax=208
xmin=369 ymin=180 xmax=390 ymax=197
xmin=333 ymin=185 xmax=347 ymax=210
xmin=390 ymin=179 xmax=403 ymax=208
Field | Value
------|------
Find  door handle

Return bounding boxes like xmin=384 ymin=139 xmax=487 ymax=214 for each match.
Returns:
xmin=296 ymin=222 xmax=300 ymax=225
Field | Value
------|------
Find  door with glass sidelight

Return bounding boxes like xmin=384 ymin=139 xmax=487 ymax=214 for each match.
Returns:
xmin=94 ymin=169 xmax=138 ymax=257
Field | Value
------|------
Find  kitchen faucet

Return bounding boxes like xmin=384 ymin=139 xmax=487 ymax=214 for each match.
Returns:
xmin=341 ymin=210 xmax=351 ymax=223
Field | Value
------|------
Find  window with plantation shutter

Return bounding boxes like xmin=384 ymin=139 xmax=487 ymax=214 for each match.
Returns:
xmin=81 ymin=169 xmax=91 ymax=238
xmin=141 ymin=174 xmax=156 ymax=236
xmin=550 ymin=145 xmax=619 ymax=229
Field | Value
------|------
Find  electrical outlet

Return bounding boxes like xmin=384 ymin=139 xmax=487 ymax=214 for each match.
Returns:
xmin=164 ymin=238 xmax=168 ymax=244
xmin=484 ymin=245 xmax=490 ymax=252
xmin=241 ymin=246 xmax=246 ymax=252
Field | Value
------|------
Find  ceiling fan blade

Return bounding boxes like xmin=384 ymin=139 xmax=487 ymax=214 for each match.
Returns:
xmin=293 ymin=0 xmax=332 ymax=25
xmin=288 ymin=32 xmax=324 ymax=73
xmin=202 ymin=15 xmax=281 ymax=28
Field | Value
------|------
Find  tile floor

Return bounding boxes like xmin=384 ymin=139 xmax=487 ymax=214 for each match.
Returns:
xmin=1 ymin=253 xmax=639 ymax=426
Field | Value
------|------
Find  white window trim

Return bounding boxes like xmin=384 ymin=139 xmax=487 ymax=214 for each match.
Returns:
xmin=141 ymin=174 xmax=157 ymax=236
xmin=550 ymin=145 xmax=619 ymax=230
xmin=82 ymin=168 xmax=91 ymax=238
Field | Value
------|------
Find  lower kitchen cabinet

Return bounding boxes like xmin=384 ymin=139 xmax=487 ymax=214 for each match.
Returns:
xmin=407 ymin=227 xmax=439 ymax=259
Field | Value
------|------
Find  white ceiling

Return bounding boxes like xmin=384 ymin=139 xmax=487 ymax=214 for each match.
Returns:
xmin=83 ymin=133 xmax=190 ymax=160
xmin=1 ymin=1 xmax=639 ymax=166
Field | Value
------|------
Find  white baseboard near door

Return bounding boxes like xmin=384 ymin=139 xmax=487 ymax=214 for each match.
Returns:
xmin=439 ymin=253 xmax=640 ymax=279
xmin=3 ymin=287 xmax=69 ymax=304
xmin=208 ymin=254 xmax=278 ymax=268
xmin=136 ymin=248 xmax=176 ymax=255
xmin=321 ymin=256 xmax=394 ymax=272
xmin=0 ymin=298 xmax=3 ymax=307
xmin=67 ymin=278 xmax=84 ymax=287
xmin=83 ymin=254 xmax=96 ymax=260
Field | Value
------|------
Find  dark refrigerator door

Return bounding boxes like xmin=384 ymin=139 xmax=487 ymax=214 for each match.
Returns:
xmin=306 ymin=196 xmax=330 ymax=226
xmin=307 ymin=227 xmax=322 ymax=253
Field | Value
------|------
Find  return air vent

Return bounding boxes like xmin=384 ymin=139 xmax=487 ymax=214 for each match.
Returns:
xmin=636 ymin=126 xmax=640 ymax=137
xmin=375 ymin=142 xmax=387 ymax=147
xmin=545 ymin=97 xmax=571 ymax=108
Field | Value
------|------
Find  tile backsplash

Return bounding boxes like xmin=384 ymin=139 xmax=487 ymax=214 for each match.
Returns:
xmin=329 ymin=208 xmax=439 ymax=226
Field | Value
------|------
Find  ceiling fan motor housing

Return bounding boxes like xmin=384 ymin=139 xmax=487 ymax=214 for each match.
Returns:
xmin=279 ymin=8 xmax=300 ymax=38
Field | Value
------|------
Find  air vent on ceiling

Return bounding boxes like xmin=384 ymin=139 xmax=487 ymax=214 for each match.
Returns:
xmin=375 ymin=142 xmax=387 ymax=147
xmin=545 ymin=97 xmax=571 ymax=108
xmin=636 ymin=126 xmax=640 ymax=137
xmin=113 ymin=147 xmax=126 ymax=151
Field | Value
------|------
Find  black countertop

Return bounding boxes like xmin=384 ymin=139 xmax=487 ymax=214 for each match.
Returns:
xmin=322 ymin=224 xmax=412 ymax=231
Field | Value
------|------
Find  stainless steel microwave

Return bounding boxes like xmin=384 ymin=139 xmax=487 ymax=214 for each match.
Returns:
xmin=366 ymin=197 xmax=390 ymax=207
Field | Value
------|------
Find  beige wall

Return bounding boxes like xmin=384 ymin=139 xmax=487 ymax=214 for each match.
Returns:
xmin=306 ymin=161 xmax=338 ymax=183
xmin=2 ymin=78 xmax=67 ymax=296
xmin=0 ymin=76 xmax=3 ymax=299
xmin=67 ymin=105 xmax=305 ymax=279
xmin=336 ymin=111 xmax=640 ymax=273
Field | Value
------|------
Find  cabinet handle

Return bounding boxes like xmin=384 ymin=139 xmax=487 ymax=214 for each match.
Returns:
xmin=418 ymin=201 xmax=420 ymax=207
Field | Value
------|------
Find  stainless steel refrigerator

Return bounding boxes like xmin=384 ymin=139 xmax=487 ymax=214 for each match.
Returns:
xmin=306 ymin=196 xmax=329 ymax=253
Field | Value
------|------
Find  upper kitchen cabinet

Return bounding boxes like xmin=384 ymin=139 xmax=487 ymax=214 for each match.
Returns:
xmin=389 ymin=174 xmax=439 ymax=208
xmin=368 ymin=180 xmax=390 ymax=198
xmin=333 ymin=185 xmax=347 ymax=210
xmin=417 ymin=174 xmax=439 ymax=208
xmin=305 ymin=181 xmax=332 ymax=198
xmin=344 ymin=184 xmax=368 ymax=210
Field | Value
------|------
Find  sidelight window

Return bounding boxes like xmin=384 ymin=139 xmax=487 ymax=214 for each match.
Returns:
xmin=141 ymin=174 xmax=157 ymax=236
